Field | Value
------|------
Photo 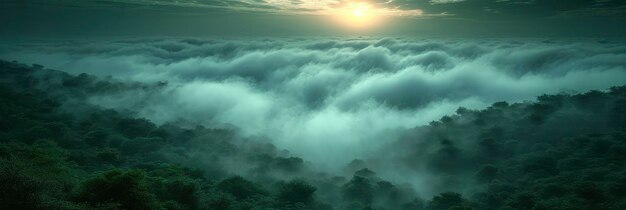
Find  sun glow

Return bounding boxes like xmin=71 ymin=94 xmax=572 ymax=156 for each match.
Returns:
xmin=333 ymin=2 xmax=382 ymax=29
xmin=353 ymin=4 xmax=369 ymax=18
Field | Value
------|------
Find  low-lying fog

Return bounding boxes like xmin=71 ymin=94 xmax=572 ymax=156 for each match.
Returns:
xmin=2 ymin=37 xmax=626 ymax=171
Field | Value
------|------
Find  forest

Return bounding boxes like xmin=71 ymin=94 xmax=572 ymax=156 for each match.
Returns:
xmin=1 ymin=59 xmax=625 ymax=210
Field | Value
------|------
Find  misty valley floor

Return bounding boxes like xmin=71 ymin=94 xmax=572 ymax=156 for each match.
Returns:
xmin=1 ymin=38 xmax=626 ymax=210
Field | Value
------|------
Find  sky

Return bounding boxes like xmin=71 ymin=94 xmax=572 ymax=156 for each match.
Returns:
xmin=2 ymin=0 xmax=626 ymax=37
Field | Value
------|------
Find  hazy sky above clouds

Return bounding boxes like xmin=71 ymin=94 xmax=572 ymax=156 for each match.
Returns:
xmin=2 ymin=0 xmax=626 ymax=37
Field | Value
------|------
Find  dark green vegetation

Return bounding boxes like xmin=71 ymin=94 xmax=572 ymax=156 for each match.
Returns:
xmin=387 ymin=87 xmax=626 ymax=210
xmin=1 ymin=60 xmax=625 ymax=210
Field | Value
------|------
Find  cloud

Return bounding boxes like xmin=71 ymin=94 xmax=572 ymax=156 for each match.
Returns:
xmin=32 ymin=0 xmax=624 ymax=19
xmin=2 ymin=37 xmax=626 ymax=169
xmin=18 ymin=0 xmax=423 ymax=17
xmin=430 ymin=0 xmax=466 ymax=4
xmin=3 ymin=0 xmax=625 ymax=38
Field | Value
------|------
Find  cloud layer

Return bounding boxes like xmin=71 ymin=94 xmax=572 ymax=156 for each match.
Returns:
xmin=6 ymin=0 xmax=626 ymax=19
xmin=7 ymin=0 xmax=625 ymax=18
xmin=2 ymin=37 xmax=626 ymax=168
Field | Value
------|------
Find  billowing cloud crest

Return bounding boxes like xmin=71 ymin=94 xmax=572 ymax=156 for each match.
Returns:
xmin=2 ymin=37 xmax=626 ymax=168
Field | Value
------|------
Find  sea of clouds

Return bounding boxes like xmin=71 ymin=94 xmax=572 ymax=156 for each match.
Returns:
xmin=2 ymin=37 xmax=626 ymax=170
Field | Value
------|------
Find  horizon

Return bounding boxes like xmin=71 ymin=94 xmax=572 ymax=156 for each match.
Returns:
xmin=2 ymin=0 xmax=626 ymax=38
xmin=1 ymin=1 xmax=626 ymax=210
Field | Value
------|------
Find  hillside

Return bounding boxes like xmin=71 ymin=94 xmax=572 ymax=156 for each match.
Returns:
xmin=1 ymin=60 xmax=625 ymax=210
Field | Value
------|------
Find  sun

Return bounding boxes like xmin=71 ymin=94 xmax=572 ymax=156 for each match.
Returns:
xmin=323 ymin=1 xmax=396 ymax=30
xmin=353 ymin=3 xmax=370 ymax=18
xmin=330 ymin=2 xmax=382 ymax=29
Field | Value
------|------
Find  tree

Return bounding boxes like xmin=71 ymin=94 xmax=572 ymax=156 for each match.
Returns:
xmin=272 ymin=157 xmax=304 ymax=173
xmin=428 ymin=192 xmax=466 ymax=210
xmin=476 ymin=165 xmax=498 ymax=183
xmin=342 ymin=175 xmax=374 ymax=205
xmin=507 ymin=193 xmax=536 ymax=210
xmin=216 ymin=176 xmax=264 ymax=200
xmin=574 ymin=182 xmax=606 ymax=206
xmin=0 ymin=165 xmax=44 ymax=210
xmin=277 ymin=180 xmax=317 ymax=206
xmin=116 ymin=118 xmax=156 ymax=138
xmin=84 ymin=129 xmax=109 ymax=147
xmin=160 ymin=178 xmax=201 ymax=210
xmin=76 ymin=169 xmax=158 ymax=210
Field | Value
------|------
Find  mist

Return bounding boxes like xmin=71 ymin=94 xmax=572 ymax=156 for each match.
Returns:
xmin=2 ymin=0 xmax=626 ymax=208
xmin=2 ymin=37 xmax=625 ymax=169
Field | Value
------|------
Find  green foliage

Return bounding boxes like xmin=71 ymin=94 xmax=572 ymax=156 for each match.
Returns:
xmin=427 ymin=192 xmax=469 ymax=210
xmin=76 ymin=169 xmax=158 ymax=210
xmin=277 ymin=179 xmax=317 ymax=207
xmin=217 ymin=176 xmax=265 ymax=200
xmin=85 ymin=129 xmax=109 ymax=147
xmin=402 ymin=198 xmax=426 ymax=210
xmin=506 ymin=193 xmax=536 ymax=210
xmin=148 ymin=165 xmax=205 ymax=210
xmin=342 ymin=175 xmax=374 ymax=205
xmin=120 ymin=136 xmax=166 ymax=155
xmin=0 ymin=163 xmax=45 ymax=210
xmin=475 ymin=165 xmax=498 ymax=183
xmin=2 ymin=61 xmax=626 ymax=210
xmin=116 ymin=118 xmax=156 ymax=139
